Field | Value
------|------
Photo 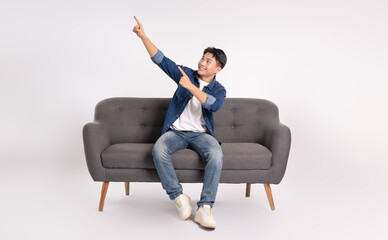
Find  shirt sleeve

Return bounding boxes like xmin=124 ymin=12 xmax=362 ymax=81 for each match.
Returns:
xmin=151 ymin=50 xmax=164 ymax=64
xmin=202 ymin=87 xmax=227 ymax=112
xmin=202 ymin=94 xmax=217 ymax=109
xmin=150 ymin=49 xmax=193 ymax=85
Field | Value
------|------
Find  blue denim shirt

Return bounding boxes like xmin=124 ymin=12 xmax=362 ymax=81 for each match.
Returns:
xmin=151 ymin=50 xmax=227 ymax=144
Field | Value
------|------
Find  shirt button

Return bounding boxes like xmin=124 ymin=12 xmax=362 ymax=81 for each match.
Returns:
xmin=232 ymin=109 xmax=236 ymax=113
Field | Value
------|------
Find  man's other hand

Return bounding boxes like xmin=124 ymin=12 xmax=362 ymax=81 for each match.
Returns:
xmin=132 ymin=16 xmax=146 ymax=39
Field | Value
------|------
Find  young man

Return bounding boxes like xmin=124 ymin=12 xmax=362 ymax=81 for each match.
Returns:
xmin=133 ymin=16 xmax=227 ymax=229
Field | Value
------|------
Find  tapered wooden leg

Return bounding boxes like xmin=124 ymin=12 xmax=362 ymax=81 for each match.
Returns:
xmin=125 ymin=182 xmax=130 ymax=196
xmin=99 ymin=182 xmax=109 ymax=212
xmin=264 ymin=184 xmax=275 ymax=210
xmin=245 ymin=183 xmax=251 ymax=197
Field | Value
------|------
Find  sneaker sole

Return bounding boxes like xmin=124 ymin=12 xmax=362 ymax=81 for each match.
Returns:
xmin=194 ymin=216 xmax=216 ymax=229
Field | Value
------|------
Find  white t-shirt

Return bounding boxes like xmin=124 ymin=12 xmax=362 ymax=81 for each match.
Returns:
xmin=170 ymin=79 xmax=210 ymax=132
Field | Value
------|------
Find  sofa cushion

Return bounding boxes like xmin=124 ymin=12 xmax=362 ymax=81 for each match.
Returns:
xmin=101 ymin=143 xmax=272 ymax=170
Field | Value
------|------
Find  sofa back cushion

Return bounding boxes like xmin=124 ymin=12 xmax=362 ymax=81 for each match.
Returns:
xmin=94 ymin=97 xmax=280 ymax=144
xmin=214 ymin=98 xmax=279 ymax=143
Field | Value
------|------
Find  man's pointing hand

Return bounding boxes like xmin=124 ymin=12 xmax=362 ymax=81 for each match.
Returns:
xmin=178 ymin=66 xmax=207 ymax=104
xmin=178 ymin=66 xmax=194 ymax=90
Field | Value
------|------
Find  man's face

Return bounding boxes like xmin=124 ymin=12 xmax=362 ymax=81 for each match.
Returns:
xmin=197 ymin=52 xmax=221 ymax=78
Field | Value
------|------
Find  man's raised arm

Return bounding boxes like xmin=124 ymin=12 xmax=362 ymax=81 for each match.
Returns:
xmin=132 ymin=16 xmax=158 ymax=57
xmin=132 ymin=16 xmax=185 ymax=84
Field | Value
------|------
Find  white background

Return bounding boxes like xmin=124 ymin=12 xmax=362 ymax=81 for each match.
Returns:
xmin=1 ymin=0 xmax=387 ymax=239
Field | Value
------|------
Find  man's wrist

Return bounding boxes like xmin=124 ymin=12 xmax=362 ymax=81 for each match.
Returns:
xmin=187 ymin=83 xmax=197 ymax=92
xmin=140 ymin=35 xmax=149 ymax=42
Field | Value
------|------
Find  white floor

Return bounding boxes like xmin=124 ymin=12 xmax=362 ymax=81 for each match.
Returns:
xmin=1 ymin=157 xmax=387 ymax=240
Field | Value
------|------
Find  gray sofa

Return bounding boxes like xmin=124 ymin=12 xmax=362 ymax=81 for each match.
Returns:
xmin=82 ymin=97 xmax=291 ymax=212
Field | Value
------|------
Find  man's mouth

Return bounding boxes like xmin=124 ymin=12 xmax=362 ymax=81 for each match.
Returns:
xmin=199 ymin=66 xmax=206 ymax=71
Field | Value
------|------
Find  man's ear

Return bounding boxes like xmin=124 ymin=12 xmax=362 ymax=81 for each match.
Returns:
xmin=215 ymin=66 xmax=222 ymax=74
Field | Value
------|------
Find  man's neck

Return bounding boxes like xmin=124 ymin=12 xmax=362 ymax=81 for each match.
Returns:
xmin=198 ymin=74 xmax=215 ymax=83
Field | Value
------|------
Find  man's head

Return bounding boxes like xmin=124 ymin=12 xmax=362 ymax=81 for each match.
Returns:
xmin=197 ymin=47 xmax=227 ymax=79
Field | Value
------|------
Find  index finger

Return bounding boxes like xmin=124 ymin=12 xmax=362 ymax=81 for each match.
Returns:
xmin=177 ymin=66 xmax=187 ymax=77
xmin=134 ymin=16 xmax=141 ymax=25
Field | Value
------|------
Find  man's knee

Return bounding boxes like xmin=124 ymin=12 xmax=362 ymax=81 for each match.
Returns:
xmin=207 ymin=146 xmax=224 ymax=166
xmin=152 ymin=138 xmax=169 ymax=160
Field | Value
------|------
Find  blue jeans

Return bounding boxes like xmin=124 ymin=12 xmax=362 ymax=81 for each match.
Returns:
xmin=152 ymin=129 xmax=223 ymax=208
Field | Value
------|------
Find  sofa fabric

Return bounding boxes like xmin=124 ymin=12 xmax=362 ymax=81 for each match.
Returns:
xmin=101 ymin=142 xmax=272 ymax=170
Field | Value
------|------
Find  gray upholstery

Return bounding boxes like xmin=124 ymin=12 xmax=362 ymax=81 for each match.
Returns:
xmin=83 ymin=97 xmax=291 ymax=184
xmin=101 ymin=143 xmax=272 ymax=170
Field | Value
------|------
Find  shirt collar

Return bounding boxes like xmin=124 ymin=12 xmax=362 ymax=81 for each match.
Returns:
xmin=193 ymin=71 xmax=217 ymax=90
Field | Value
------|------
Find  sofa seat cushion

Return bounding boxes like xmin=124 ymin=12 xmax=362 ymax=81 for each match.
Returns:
xmin=101 ymin=143 xmax=272 ymax=170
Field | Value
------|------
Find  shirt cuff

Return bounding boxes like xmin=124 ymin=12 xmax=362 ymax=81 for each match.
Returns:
xmin=202 ymin=94 xmax=216 ymax=109
xmin=151 ymin=49 xmax=164 ymax=64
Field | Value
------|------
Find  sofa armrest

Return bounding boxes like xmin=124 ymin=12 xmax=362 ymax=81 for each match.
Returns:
xmin=82 ymin=121 xmax=110 ymax=181
xmin=264 ymin=123 xmax=292 ymax=184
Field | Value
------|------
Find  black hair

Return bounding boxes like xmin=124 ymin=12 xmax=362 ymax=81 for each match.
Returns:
xmin=203 ymin=47 xmax=227 ymax=69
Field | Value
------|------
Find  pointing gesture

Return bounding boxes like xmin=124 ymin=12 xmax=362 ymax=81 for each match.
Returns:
xmin=132 ymin=16 xmax=145 ymax=39
xmin=132 ymin=15 xmax=158 ymax=57
xmin=178 ymin=66 xmax=207 ymax=104
xmin=178 ymin=66 xmax=194 ymax=90
xmin=178 ymin=66 xmax=188 ymax=77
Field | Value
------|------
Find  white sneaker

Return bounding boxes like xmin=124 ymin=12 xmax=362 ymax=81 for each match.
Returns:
xmin=173 ymin=194 xmax=192 ymax=220
xmin=194 ymin=205 xmax=216 ymax=229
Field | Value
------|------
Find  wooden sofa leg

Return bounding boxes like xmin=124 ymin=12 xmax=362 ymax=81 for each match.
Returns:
xmin=99 ymin=182 xmax=109 ymax=212
xmin=125 ymin=182 xmax=130 ymax=196
xmin=245 ymin=183 xmax=251 ymax=197
xmin=264 ymin=184 xmax=275 ymax=211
